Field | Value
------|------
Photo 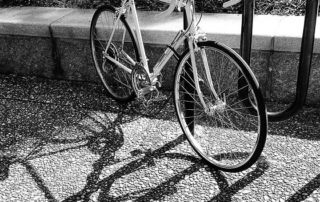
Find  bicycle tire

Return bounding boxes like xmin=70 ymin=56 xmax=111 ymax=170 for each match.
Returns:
xmin=90 ymin=5 xmax=139 ymax=103
xmin=174 ymin=41 xmax=267 ymax=172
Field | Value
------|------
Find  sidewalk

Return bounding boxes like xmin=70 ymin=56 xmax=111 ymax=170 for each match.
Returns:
xmin=0 ymin=74 xmax=319 ymax=201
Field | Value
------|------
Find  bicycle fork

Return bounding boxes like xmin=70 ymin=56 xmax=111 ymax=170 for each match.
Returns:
xmin=187 ymin=38 xmax=226 ymax=115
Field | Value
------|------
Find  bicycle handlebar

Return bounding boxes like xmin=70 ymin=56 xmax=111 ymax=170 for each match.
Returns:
xmin=158 ymin=0 xmax=242 ymax=16
xmin=159 ymin=0 xmax=173 ymax=4
xmin=223 ymin=0 xmax=242 ymax=8
xmin=156 ymin=0 xmax=177 ymax=18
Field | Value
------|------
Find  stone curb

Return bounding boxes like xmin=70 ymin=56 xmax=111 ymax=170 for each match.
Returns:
xmin=0 ymin=7 xmax=320 ymax=52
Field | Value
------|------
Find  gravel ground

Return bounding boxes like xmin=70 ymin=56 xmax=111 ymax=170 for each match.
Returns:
xmin=0 ymin=74 xmax=319 ymax=202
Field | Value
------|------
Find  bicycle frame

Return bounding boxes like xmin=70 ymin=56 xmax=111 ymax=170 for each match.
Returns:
xmin=104 ymin=0 xmax=220 ymax=109
xmin=105 ymin=0 xmax=189 ymax=80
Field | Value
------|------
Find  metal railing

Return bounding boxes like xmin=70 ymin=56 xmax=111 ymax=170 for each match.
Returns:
xmin=240 ymin=0 xmax=319 ymax=122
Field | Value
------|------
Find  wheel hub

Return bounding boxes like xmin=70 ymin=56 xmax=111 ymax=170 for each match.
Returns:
xmin=205 ymin=100 xmax=227 ymax=116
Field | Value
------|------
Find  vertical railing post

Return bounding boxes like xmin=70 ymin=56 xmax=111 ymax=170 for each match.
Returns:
xmin=237 ymin=0 xmax=256 ymax=115
xmin=239 ymin=0 xmax=319 ymax=122
xmin=269 ymin=0 xmax=319 ymax=121
xmin=293 ymin=0 xmax=319 ymax=111
xmin=240 ymin=0 xmax=254 ymax=65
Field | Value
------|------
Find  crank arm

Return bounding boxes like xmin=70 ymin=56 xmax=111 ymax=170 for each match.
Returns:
xmin=137 ymin=86 xmax=158 ymax=97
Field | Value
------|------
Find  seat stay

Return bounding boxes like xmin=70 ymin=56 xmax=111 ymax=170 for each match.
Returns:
xmin=104 ymin=6 xmax=123 ymax=56
xmin=128 ymin=0 xmax=150 ymax=75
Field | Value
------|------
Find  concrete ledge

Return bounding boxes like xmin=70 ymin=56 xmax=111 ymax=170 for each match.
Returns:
xmin=1 ymin=7 xmax=320 ymax=52
xmin=0 ymin=7 xmax=74 ymax=37
xmin=1 ymin=7 xmax=320 ymax=105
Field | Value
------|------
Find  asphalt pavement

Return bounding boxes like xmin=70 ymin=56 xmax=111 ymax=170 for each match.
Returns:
xmin=0 ymin=74 xmax=319 ymax=202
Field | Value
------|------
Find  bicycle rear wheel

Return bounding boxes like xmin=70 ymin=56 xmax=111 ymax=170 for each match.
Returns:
xmin=174 ymin=41 xmax=267 ymax=172
xmin=90 ymin=5 xmax=139 ymax=103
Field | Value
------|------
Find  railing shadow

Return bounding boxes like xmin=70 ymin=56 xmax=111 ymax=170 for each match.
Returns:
xmin=268 ymin=108 xmax=320 ymax=141
xmin=209 ymin=157 xmax=269 ymax=201
xmin=286 ymin=173 xmax=320 ymax=202
xmin=20 ymin=160 xmax=58 ymax=202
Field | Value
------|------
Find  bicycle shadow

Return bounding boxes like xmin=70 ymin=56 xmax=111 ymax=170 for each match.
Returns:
xmin=21 ymin=109 xmax=131 ymax=202
xmin=1 ymin=95 xmax=270 ymax=202
xmin=0 ymin=99 xmax=136 ymax=200
xmin=63 ymin=129 xmax=270 ymax=202
xmin=63 ymin=132 xmax=186 ymax=202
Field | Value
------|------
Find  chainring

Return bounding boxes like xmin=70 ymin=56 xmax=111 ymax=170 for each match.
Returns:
xmin=131 ymin=64 xmax=158 ymax=104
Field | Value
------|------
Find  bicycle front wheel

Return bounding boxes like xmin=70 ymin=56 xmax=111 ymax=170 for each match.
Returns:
xmin=90 ymin=5 xmax=139 ymax=103
xmin=174 ymin=41 xmax=267 ymax=172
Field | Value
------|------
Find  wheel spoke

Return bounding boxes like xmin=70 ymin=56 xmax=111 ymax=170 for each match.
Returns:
xmin=90 ymin=6 xmax=138 ymax=102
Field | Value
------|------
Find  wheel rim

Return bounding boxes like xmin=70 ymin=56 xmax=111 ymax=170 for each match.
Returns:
xmin=91 ymin=7 xmax=137 ymax=101
xmin=174 ymin=45 xmax=263 ymax=170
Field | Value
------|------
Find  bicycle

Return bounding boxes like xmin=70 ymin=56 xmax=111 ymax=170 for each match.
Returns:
xmin=89 ymin=0 xmax=268 ymax=172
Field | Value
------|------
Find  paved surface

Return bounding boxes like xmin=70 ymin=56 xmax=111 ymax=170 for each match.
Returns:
xmin=0 ymin=74 xmax=319 ymax=202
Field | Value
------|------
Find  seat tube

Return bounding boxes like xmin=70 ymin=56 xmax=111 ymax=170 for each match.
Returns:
xmin=129 ymin=0 xmax=150 ymax=74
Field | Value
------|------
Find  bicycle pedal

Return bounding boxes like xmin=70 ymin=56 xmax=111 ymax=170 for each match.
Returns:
xmin=136 ymin=92 xmax=169 ymax=105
